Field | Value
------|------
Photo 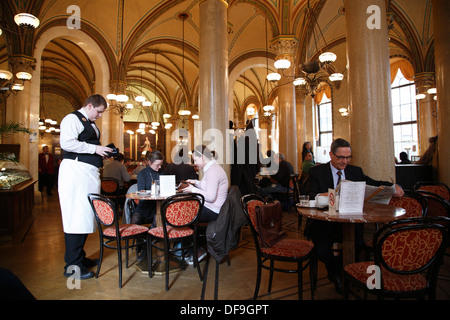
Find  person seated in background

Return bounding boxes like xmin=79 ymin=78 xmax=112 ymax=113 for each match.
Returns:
xmin=131 ymin=151 xmax=164 ymax=226
xmin=163 ymin=148 xmax=198 ymax=182
xmin=102 ymin=152 xmax=131 ymax=193
xmin=301 ymin=151 xmax=315 ymax=174
xmin=132 ymin=157 xmax=147 ymax=175
xmin=398 ymin=151 xmax=412 ymax=164
xmin=304 ymin=138 xmax=404 ymax=294
xmin=302 ymin=141 xmax=315 ymax=164
xmin=259 ymin=153 xmax=294 ymax=199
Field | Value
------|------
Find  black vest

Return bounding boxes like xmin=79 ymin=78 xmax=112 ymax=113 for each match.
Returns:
xmin=63 ymin=111 xmax=103 ymax=168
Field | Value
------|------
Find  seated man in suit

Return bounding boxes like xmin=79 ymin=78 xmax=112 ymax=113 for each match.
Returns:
xmin=304 ymin=138 xmax=404 ymax=293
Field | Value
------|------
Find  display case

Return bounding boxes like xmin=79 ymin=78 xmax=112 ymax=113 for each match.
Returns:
xmin=0 ymin=158 xmax=33 ymax=190
xmin=0 ymin=155 xmax=36 ymax=242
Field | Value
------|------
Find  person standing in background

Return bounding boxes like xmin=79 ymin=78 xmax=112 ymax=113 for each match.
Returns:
xmin=38 ymin=145 xmax=54 ymax=196
xmin=58 ymin=94 xmax=113 ymax=280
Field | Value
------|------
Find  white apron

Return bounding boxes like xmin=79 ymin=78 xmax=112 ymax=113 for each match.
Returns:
xmin=58 ymin=158 xmax=101 ymax=234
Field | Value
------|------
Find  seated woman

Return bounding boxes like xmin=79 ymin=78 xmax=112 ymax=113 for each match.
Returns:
xmin=131 ymin=150 xmax=164 ymax=226
xmin=180 ymin=145 xmax=229 ymax=223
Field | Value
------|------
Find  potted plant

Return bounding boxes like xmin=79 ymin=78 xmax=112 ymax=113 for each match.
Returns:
xmin=0 ymin=121 xmax=32 ymax=161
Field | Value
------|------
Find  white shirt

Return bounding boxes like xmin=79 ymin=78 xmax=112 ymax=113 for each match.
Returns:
xmin=59 ymin=108 xmax=98 ymax=155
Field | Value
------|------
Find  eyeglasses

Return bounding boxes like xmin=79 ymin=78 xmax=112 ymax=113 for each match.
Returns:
xmin=332 ymin=152 xmax=352 ymax=161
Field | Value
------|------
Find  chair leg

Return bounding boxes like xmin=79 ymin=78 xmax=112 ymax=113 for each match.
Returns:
xmin=165 ymin=239 xmax=170 ymax=291
xmin=200 ymin=254 xmax=210 ymax=300
xmin=254 ymin=262 xmax=261 ymax=300
xmin=125 ymin=239 xmax=129 ymax=268
xmin=147 ymin=235 xmax=153 ymax=279
xmin=214 ymin=260 xmax=219 ymax=300
xmin=96 ymin=236 xmax=104 ymax=278
xmin=117 ymin=239 xmax=123 ymax=288
xmin=298 ymin=261 xmax=303 ymax=300
xmin=268 ymin=259 xmax=274 ymax=293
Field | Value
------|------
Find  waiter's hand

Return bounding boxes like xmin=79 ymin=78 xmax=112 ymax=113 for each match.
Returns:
xmin=96 ymin=145 xmax=113 ymax=157
xmin=393 ymin=184 xmax=405 ymax=198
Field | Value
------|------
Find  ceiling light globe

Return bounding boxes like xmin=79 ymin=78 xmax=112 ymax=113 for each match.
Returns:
xmin=267 ymin=73 xmax=281 ymax=82
xmin=274 ymin=59 xmax=291 ymax=70
xmin=319 ymin=52 xmax=337 ymax=63
xmin=14 ymin=13 xmax=40 ymax=29
xmin=0 ymin=70 xmax=13 ymax=80
xmin=293 ymin=77 xmax=307 ymax=86
xmin=135 ymin=95 xmax=145 ymax=102
xmin=16 ymin=72 xmax=32 ymax=80
xmin=329 ymin=73 xmax=344 ymax=81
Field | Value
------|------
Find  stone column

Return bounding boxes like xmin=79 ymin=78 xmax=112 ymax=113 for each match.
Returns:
xmin=432 ymin=0 xmax=450 ymax=185
xmin=7 ymin=55 xmax=37 ymax=178
xmin=414 ymin=72 xmax=437 ymax=156
xmin=345 ymin=0 xmax=395 ymax=181
xmin=106 ymin=80 xmax=126 ymax=154
xmin=198 ymin=0 xmax=229 ymax=175
xmin=271 ymin=36 xmax=298 ymax=170
xmin=296 ymin=89 xmax=307 ymax=170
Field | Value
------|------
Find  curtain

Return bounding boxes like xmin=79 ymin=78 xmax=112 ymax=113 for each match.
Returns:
xmin=390 ymin=60 xmax=414 ymax=83
xmin=314 ymin=82 xmax=332 ymax=105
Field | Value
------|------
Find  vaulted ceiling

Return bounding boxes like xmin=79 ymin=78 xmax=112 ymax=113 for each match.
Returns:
xmin=0 ymin=0 xmax=435 ymax=127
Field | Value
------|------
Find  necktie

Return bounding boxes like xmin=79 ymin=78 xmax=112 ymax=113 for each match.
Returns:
xmin=337 ymin=170 xmax=342 ymax=187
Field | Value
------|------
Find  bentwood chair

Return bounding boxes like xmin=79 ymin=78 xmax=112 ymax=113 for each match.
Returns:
xmin=147 ymin=193 xmax=205 ymax=291
xmin=416 ymin=190 xmax=450 ymax=218
xmin=240 ymin=194 xmax=316 ymax=300
xmin=414 ymin=181 xmax=450 ymax=202
xmin=87 ymin=193 xmax=149 ymax=288
xmin=344 ymin=216 xmax=449 ymax=300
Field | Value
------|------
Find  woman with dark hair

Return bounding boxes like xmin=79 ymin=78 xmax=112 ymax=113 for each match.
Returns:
xmin=180 ymin=145 xmax=229 ymax=223
xmin=302 ymin=141 xmax=315 ymax=163
xmin=131 ymin=150 xmax=164 ymax=225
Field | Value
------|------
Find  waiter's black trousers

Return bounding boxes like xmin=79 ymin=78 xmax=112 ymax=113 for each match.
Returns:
xmin=64 ymin=233 xmax=89 ymax=270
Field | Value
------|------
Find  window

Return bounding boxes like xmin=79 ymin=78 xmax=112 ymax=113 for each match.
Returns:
xmin=391 ymin=69 xmax=418 ymax=159
xmin=317 ymin=95 xmax=332 ymax=147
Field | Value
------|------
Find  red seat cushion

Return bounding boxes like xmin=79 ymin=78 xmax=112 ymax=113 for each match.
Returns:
xmin=148 ymin=226 xmax=194 ymax=239
xmin=261 ymin=238 xmax=314 ymax=258
xmin=103 ymin=224 xmax=149 ymax=237
xmin=344 ymin=261 xmax=428 ymax=292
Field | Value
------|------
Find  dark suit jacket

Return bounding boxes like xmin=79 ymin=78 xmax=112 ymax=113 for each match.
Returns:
xmin=305 ymin=162 xmax=393 ymax=199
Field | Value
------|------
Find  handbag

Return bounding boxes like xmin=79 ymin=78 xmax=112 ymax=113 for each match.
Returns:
xmin=255 ymin=201 xmax=287 ymax=247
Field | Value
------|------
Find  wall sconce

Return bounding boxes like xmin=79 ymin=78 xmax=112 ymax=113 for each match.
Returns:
xmin=339 ymin=107 xmax=349 ymax=117
xmin=415 ymin=87 xmax=437 ymax=101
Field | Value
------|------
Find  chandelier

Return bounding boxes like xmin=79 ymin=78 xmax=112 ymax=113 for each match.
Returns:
xmin=269 ymin=0 xmax=344 ymax=97
xmin=0 ymin=13 xmax=40 ymax=94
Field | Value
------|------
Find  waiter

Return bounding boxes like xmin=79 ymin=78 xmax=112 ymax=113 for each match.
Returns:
xmin=58 ymin=94 xmax=113 ymax=280
xmin=38 ymin=145 xmax=54 ymax=196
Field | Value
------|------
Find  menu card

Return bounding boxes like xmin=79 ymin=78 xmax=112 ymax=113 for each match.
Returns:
xmin=338 ymin=180 xmax=366 ymax=214
xmin=159 ymin=175 xmax=176 ymax=197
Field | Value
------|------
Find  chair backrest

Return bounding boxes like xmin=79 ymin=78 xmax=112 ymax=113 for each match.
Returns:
xmin=291 ymin=174 xmax=300 ymax=203
xmin=87 ymin=193 xmax=118 ymax=227
xmin=414 ymin=181 xmax=450 ymax=201
xmin=240 ymin=194 xmax=266 ymax=243
xmin=374 ymin=217 xmax=449 ymax=277
xmin=416 ymin=190 xmax=450 ymax=218
xmin=161 ymin=193 xmax=204 ymax=228
xmin=388 ymin=190 xmax=427 ymax=218
xmin=101 ymin=178 xmax=120 ymax=195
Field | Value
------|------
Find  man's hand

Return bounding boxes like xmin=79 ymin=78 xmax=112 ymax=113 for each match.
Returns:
xmin=95 ymin=145 xmax=113 ymax=158
xmin=393 ymin=184 xmax=405 ymax=197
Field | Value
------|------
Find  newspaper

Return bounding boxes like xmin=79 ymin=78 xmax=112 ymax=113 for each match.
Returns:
xmin=364 ymin=184 xmax=396 ymax=204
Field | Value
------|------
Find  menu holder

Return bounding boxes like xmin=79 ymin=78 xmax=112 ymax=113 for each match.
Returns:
xmin=337 ymin=180 xmax=366 ymax=214
xmin=159 ymin=175 xmax=176 ymax=197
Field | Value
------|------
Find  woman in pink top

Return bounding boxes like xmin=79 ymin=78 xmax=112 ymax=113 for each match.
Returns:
xmin=181 ymin=145 xmax=229 ymax=222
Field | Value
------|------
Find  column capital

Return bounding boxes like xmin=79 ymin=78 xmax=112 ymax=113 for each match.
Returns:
xmin=9 ymin=54 xmax=36 ymax=74
xmin=270 ymin=35 xmax=298 ymax=56
xmin=413 ymin=72 xmax=435 ymax=92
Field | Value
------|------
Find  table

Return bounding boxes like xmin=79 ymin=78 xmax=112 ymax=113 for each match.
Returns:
xmin=126 ymin=191 xmax=185 ymax=275
xmin=296 ymin=202 xmax=406 ymax=266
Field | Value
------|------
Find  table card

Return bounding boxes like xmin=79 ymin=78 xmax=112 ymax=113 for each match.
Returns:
xmin=328 ymin=188 xmax=338 ymax=214
xmin=159 ymin=175 xmax=176 ymax=197
xmin=338 ymin=180 xmax=366 ymax=214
